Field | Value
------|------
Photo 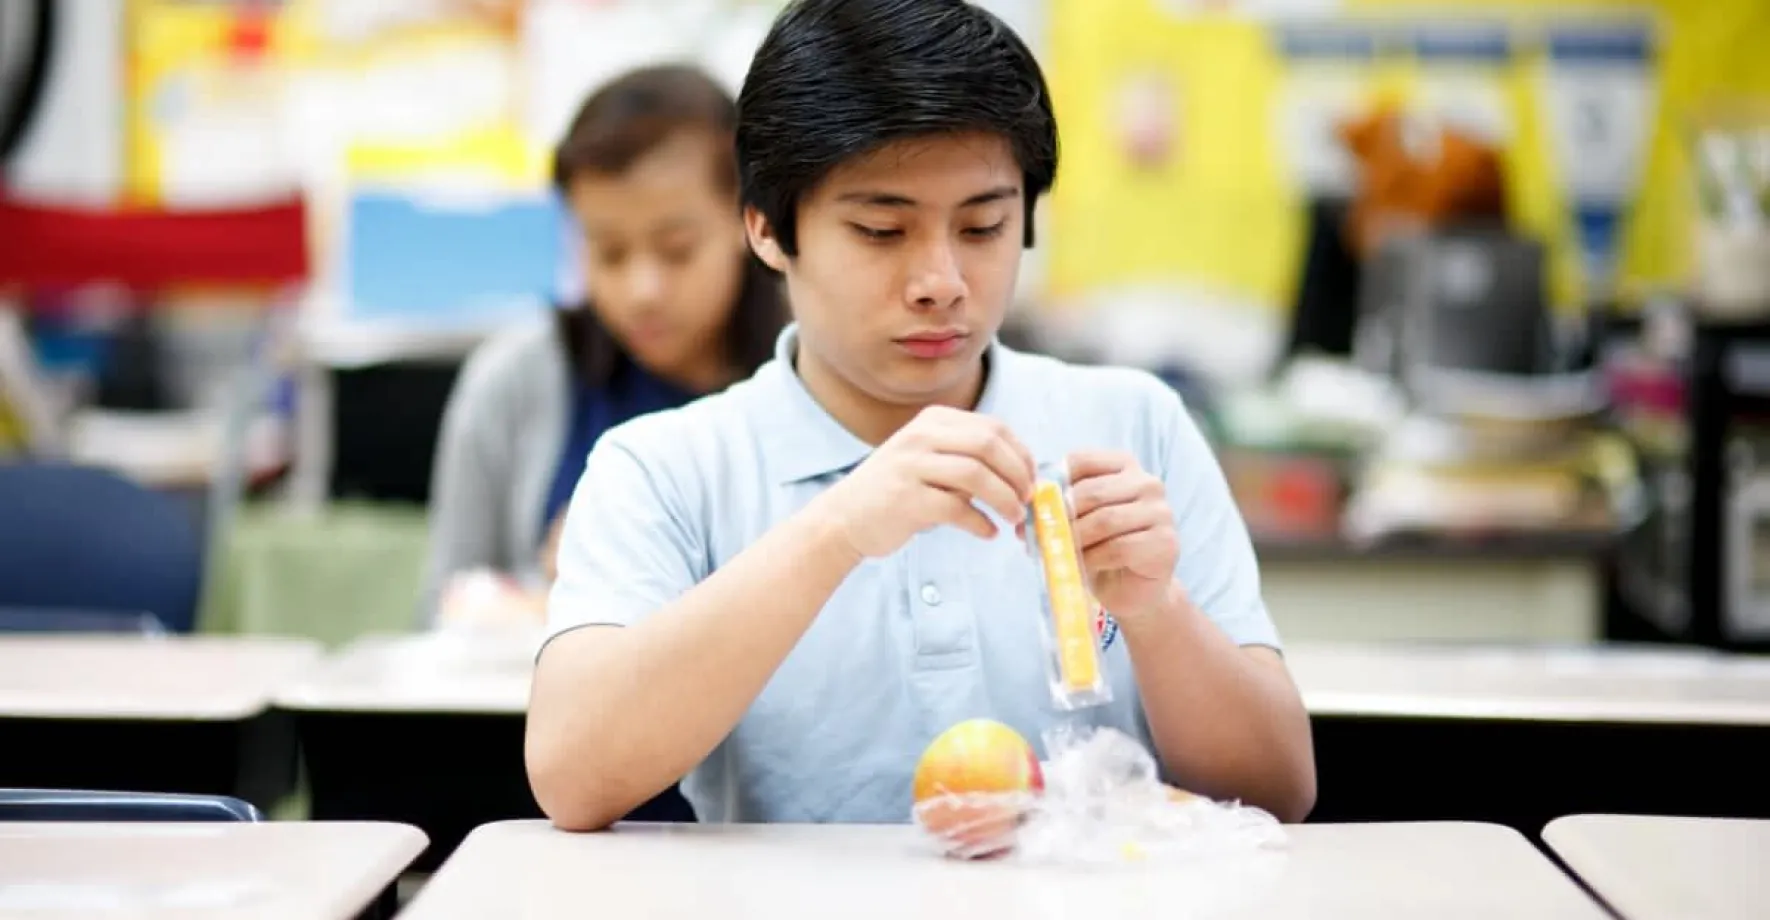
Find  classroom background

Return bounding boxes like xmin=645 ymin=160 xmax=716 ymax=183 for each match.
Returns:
xmin=1 ymin=1 xmax=1768 ymax=918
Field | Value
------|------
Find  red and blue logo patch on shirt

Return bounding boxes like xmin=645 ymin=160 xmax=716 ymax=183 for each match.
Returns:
xmin=1095 ymin=607 xmax=1119 ymax=650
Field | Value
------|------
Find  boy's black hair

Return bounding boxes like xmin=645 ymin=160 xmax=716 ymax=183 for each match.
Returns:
xmin=736 ymin=0 xmax=1058 ymax=257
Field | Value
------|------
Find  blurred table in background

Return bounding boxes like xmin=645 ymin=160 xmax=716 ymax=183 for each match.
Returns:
xmin=199 ymin=500 xmax=428 ymax=647
xmin=274 ymin=632 xmax=692 ymax=873
xmin=1290 ymin=641 xmax=1770 ymax=832
xmin=0 ymin=635 xmax=319 ymax=813
xmin=1259 ymin=531 xmax=1609 ymax=643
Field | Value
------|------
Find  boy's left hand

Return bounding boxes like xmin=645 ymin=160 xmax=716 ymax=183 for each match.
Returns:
xmin=1067 ymin=451 xmax=1179 ymax=620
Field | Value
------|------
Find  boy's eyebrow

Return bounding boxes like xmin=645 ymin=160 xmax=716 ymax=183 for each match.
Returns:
xmin=650 ymin=215 xmax=701 ymax=236
xmin=836 ymin=185 xmax=1022 ymax=208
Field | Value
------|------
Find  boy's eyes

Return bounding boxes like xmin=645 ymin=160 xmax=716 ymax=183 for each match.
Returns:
xmin=846 ymin=221 xmax=1008 ymax=242
xmin=849 ymin=223 xmax=902 ymax=241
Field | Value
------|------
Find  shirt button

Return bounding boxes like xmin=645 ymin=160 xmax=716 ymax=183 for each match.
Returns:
xmin=919 ymin=583 xmax=943 ymax=606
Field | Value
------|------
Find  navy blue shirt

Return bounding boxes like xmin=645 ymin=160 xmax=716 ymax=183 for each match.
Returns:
xmin=541 ymin=362 xmax=695 ymax=534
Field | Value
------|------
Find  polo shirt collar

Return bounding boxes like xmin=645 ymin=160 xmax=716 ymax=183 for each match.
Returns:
xmin=755 ymin=323 xmax=1020 ymax=485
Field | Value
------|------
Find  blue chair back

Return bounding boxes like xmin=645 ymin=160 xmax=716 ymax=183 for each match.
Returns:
xmin=0 ymin=788 xmax=264 ymax=822
xmin=0 ymin=463 xmax=202 ymax=633
xmin=0 ymin=607 xmax=169 ymax=634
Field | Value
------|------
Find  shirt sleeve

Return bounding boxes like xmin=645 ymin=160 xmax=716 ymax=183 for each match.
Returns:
xmin=1152 ymin=386 xmax=1282 ymax=650
xmin=418 ymin=345 xmax=516 ymax=626
xmin=544 ymin=432 xmax=705 ymax=647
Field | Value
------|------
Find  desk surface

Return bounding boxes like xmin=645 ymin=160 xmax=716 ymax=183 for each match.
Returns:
xmin=0 ymin=821 xmax=426 ymax=919
xmin=1287 ymin=642 xmax=1770 ymax=725
xmin=0 ymin=635 xmax=322 ymax=721
xmin=273 ymin=631 xmax=537 ymax=714
xmin=402 ymin=820 xmax=1602 ymax=919
xmin=1543 ymin=815 xmax=1770 ymax=920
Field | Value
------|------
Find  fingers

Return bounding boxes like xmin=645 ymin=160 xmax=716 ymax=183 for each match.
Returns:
xmin=939 ymin=487 xmax=1001 ymax=541
xmin=1073 ymin=498 xmax=1171 ymax=551
xmin=1080 ymin=528 xmax=1174 ymax=573
xmin=1069 ymin=468 xmax=1162 ymax=517
xmin=917 ymin=453 xmax=1025 ymax=527
xmin=914 ymin=408 xmax=1036 ymax=502
xmin=1066 ymin=449 xmax=1137 ymax=483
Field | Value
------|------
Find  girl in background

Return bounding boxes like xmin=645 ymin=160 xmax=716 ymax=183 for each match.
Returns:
xmin=423 ymin=65 xmax=783 ymax=625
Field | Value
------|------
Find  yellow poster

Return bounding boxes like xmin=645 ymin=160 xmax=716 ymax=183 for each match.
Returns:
xmin=125 ymin=0 xmax=304 ymax=206
xmin=1045 ymin=8 xmax=1303 ymax=313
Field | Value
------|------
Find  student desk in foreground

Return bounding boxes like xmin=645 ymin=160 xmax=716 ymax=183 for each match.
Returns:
xmin=402 ymin=820 xmax=1605 ymax=919
xmin=0 ymin=635 xmax=320 ymax=810
xmin=273 ymin=631 xmax=691 ymax=871
xmin=1289 ymin=643 xmax=1770 ymax=831
xmin=0 ymin=820 xmax=425 ymax=919
xmin=1543 ymin=815 xmax=1770 ymax=920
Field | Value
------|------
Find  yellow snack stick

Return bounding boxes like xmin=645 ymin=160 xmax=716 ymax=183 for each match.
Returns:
xmin=1029 ymin=479 xmax=1101 ymax=693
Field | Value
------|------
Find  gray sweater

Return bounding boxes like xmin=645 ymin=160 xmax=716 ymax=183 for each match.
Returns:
xmin=419 ymin=316 xmax=571 ymax=622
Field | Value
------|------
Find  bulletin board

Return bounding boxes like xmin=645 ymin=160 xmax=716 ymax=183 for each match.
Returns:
xmin=1043 ymin=0 xmax=1770 ymax=317
xmin=124 ymin=0 xmax=795 ymax=332
xmin=126 ymin=0 xmax=559 ymax=331
xmin=124 ymin=0 xmax=306 ymax=207
xmin=126 ymin=0 xmax=539 ymax=202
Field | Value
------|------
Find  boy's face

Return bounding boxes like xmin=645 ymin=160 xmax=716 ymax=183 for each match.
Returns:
xmin=748 ymin=132 xmax=1025 ymax=410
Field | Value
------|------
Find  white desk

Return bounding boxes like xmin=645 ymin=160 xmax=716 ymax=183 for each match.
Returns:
xmin=1287 ymin=642 xmax=1770 ymax=725
xmin=402 ymin=820 xmax=1604 ymax=919
xmin=1543 ymin=815 xmax=1770 ymax=920
xmin=0 ymin=821 xmax=425 ymax=919
xmin=271 ymin=631 xmax=588 ymax=874
xmin=0 ymin=635 xmax=322 ymax=721
xmin=1291 ymin=643 xmax=1770 ymax=830
xmin=272 ymin=631 xmax=537 ymax=715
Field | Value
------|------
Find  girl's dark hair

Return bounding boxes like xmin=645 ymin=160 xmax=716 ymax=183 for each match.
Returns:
xmin=736 ymin=0 xmax=1058 ymax=257
xmin=552 ymin=64 xmax=784 ymax=388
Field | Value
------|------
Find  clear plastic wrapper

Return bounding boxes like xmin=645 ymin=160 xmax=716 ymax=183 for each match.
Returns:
xmin=913 ymin=726 xmax=1287 ymax=863
xmin=911 ymin=786 xmax=1042 ymax=861
xmin=1024 ymin=462 xmax=1113 ymax=711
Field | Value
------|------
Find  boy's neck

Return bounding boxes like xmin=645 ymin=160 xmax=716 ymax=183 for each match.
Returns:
xmin=795 ymin=349 xmax=988 ymax=447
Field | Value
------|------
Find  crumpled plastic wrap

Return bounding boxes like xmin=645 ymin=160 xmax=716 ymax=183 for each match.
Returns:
xmin=913 ymin=725 xmax=1287 ymax=863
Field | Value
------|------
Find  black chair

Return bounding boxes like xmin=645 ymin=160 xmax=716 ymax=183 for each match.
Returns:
xmin=0 ymin=787 xmax=265 ymax=822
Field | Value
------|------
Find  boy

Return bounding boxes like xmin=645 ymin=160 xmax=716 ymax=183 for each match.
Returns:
xmin=527 ymin=0 xmax=1315 ymax=831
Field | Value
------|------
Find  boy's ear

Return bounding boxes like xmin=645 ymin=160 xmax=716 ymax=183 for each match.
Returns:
xmin=744 ymin=205 xmax=789 ymax=273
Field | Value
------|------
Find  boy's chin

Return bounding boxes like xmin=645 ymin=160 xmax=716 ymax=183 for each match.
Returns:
xmin=868 ymin=363 xmax=983 ymax=407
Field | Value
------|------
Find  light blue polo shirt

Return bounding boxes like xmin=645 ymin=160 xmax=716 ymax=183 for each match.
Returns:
xmin=545 ymin=324 xmax=1280 ymax=824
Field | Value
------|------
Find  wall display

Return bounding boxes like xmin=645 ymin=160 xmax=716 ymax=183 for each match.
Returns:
xmin=1040 ymin=0 xmax=1770 ymax=327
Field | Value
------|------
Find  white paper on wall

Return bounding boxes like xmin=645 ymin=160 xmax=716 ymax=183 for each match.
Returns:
xmin=523 ymin=0 xmax=696 ymax=151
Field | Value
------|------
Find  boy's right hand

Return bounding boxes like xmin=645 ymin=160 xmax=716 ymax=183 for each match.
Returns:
xmin=814 ymin=405 xmax=1037 ymax=559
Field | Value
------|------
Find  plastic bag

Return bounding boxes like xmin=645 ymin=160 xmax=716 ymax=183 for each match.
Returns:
xmin=913 ymin=726 xmax=1287 ymax=863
